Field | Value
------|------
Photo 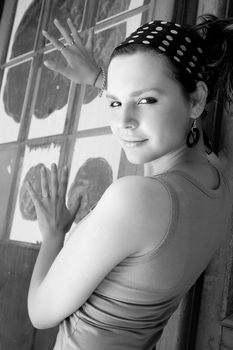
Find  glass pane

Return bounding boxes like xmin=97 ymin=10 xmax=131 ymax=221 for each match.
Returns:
xmin=67 ymin=134 xmax=121 ymax=226
xmin=46 ymin=0 xmax=86 ymax=42
xmin=78 ymin=11 xmax=148 ymax=130
xmin=0 ymin=146 xmax=18 ymax=238
xmin=28 ymin=51 xmax=69 ymax=139
xmin=7 ymin=0 xmax=43 ymax=60
xmin=10 ymin=143 xmax=61 ymax=243
xmin=0 ymin=61 xmax=31 ymax=143
xmin=96 ymin=0 xmax=147 ymax=22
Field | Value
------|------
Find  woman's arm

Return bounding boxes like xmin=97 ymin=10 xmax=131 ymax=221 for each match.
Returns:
xmin=27 ymin=173 xmax=170 ymax=329
xmin=26 ymin=163 xmax=85 ymax=327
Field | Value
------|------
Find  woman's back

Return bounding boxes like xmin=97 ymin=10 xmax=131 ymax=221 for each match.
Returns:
xmin=53 ymin=157 xmax=231 ymax=350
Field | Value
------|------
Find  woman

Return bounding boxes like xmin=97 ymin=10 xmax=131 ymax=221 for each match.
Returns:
xmin=27 ymin=15 xmax=232 ymax=349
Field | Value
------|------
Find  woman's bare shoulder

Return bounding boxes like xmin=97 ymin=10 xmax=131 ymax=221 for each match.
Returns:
xmin=107 ymin=174 xmax=168 ymax=193
xmin=94 ymin=175 xmax=172 ymax=253
xmin=101 ymin=175 xmax=170 ymax=208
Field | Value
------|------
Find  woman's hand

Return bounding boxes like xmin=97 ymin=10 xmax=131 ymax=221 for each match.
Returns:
xmin=42 ymin=18 xmax=100 ymax=86
xmin=26 ymin=163 xmax=84 ymax=239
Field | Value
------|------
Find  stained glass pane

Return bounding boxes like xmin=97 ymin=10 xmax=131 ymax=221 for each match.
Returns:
xmin=67 ymin=134 xmax=121 ymax=226
xmin=10 ymin=143 xmax=61 ymax=243
xmin=7 ymin=0 xmax=43 ymax=60
xmin=28 ymin=51 xmax=69 ymax=139
xmin=46 ymin=0 xmax=86 ymax=42
xmin=78 ymin=11 xmax=148 ymax=131
xmin=96 ymin=0 xmax=147 ymax=22
xmin=0 ymin=60 xmax=31 ymax=143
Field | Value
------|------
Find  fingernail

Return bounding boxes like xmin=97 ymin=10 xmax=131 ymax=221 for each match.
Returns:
xmin=42 ymin=29 xmax=46 ymax=34
xmin=54 ymin=18 xmax=58 ymax=23
xmin=67 ymin=17 xmax=71 ymax=22
xmin=44 ymin=61 xmax=49 ymax=66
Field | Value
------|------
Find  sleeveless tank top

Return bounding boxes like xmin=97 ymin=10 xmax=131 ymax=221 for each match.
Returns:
xmin=53 ymin=161 xmax=232 ymax=350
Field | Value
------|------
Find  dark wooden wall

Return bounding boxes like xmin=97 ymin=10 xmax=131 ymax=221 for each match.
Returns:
xmin=0 ymin=241 xmax=58 ymax=350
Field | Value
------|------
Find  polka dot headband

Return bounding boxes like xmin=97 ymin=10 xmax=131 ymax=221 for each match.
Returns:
xmin=116 ymin=20 xmax=206 ymax=84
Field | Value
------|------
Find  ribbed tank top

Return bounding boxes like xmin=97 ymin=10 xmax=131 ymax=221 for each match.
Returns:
xmin=53 ymin=162 xmax=232 ymax=350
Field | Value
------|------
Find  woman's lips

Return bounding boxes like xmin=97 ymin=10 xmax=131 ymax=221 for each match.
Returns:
xmin=121 ymin=139 xmax=148 ymax=148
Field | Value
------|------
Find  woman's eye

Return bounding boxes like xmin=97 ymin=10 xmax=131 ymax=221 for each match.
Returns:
xmin=138 ymin=97 xmax=157 ymax=104
xmin=109 ymin=101 xmax=121 ymax=108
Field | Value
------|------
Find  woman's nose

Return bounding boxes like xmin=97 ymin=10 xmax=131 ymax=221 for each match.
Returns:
xmin=118 ymin=106 xmax=138 ymax=129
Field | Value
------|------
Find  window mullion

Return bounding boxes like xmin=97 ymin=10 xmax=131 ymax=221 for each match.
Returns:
xmin=80 ymin=0 xmax=101 ymax=30
xmin=0 ymin=0 xmax=18 ymax=91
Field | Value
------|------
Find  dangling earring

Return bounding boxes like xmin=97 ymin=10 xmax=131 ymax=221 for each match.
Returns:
xmin=186 ymin=119 xmax=200 ymax=148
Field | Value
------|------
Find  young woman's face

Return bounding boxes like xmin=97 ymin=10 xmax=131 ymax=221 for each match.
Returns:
xmin=107 ymin=51 xmax=193 ymax=164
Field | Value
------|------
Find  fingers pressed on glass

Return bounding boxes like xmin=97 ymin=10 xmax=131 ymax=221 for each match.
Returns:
xmin=67 ymin=17 xmax=82 ymax=45
xmin=44 ymin=60 xmax=58 ymax=70
xmin=41 ymin=166 xmax=50 ymax=199
xmin=85 ymin=28 xmax=95 ymax=53
xmin=44 ymin=60 xmax=71 ymax=78
xmin=26 ymin=181 xmax=40 ymax=206
xmin=59 ymin=166 xmax=69 ymax=200
xmin=42 ymin=29 xmax=64 ymax=51
xmin=54 ymin=18 xmax=74 ymax=45
xmin=51 ymin=163 xmax=59 ymax=198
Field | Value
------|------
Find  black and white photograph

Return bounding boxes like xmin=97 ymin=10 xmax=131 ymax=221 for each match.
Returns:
xmin=0 ymin=0 xmax=233 ymax=349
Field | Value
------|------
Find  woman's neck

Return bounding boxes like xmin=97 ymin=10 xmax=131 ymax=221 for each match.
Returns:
xmin=143 ymin=139 xmax=208 ymax=177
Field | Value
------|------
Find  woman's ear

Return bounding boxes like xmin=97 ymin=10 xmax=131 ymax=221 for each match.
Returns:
xmin=190 ymin=81 xmax=208 ymax=119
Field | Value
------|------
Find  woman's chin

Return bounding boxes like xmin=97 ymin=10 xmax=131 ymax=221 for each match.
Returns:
xmin=124 ymin=148 xmax=164 ymax=165
xmin=124 ymin=150 xmax=150 ymax=165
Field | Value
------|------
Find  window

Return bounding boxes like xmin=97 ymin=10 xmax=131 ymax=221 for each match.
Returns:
xmin=0 ymin=0 xmax=156 ymax=243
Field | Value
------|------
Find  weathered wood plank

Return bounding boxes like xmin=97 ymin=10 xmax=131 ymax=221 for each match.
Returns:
xmin=33 ymin=327 xmax=58 ymax=350
xmin=0 ymin=241 xmax=36 ymax=349
xmin=0 ymin=241 xmax=58 ymax=350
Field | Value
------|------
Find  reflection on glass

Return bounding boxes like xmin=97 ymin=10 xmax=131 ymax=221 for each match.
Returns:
xmin=96 ymin=0 xmax=146 ymax=22
xmin=78 ymin=11 xmax=148 ymax=130
xmin=0 ymin=61 xmax=31 ymax=143
xmin=0 ymin=146 xmax=18 ymax=238
xmin=67 ymin=134 xmax=121 ymax=230
xmin=10 ymin=143 xmax=61 ymax=243
xmin=7 ymin=0 xmax=42 ymax=60
xmin=28 ymin=51 xmax=69 ymax=139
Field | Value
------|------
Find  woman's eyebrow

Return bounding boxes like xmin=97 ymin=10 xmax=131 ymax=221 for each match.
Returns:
xmin=106 ymin=88 xmax=163 ymax=99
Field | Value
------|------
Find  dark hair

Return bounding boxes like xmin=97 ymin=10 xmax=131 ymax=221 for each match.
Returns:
xmin=192 ymin=14 xmax=233 ymax=105
xmin=110 ymin=15 xmax=233 ymax=106
xmin=109 ymin=43 xmax=196 ymax=102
